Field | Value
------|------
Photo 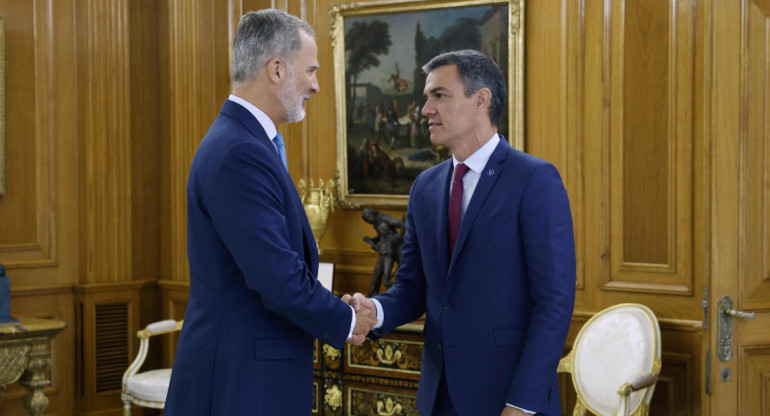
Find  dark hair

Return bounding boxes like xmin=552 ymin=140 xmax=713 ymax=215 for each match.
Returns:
xmin=232 ymin=9 xmax=315 ymax=86
xmin=422 ymin=50 xmax=506 ymax=126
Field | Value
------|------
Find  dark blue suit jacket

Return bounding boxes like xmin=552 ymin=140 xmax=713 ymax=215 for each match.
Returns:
xmin=374 ymin=138 xmax=576 ymax=416
xmin=164 ymin=100 xmax=352 ymax=415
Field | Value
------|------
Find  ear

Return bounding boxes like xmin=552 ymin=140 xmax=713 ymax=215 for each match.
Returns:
xmin=267 ymin=58 xmax=287 ymax=84
xmin=475 ymin=88 xmax=492 ymax=113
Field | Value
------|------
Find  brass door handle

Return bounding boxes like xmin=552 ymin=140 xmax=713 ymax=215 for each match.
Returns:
xmin=725 ymin=308 xmax=755 ymax=320
xmin=717 ymin=295 xmax=756 ymax=362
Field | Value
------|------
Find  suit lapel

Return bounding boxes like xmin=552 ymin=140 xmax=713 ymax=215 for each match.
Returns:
xmin=221 ymin=100 xmax=286 ymax=170
xmin=448 ymin=139 xmax=509 ymax=273
xmin=435 ymin=161 xmax=453 ymax=280
xmin=221 ymin=99 xmax=319 ymax=274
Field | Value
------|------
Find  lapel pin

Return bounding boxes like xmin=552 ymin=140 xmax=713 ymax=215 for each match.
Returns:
xmin=487 ymin=169 xmax=495 ymax=176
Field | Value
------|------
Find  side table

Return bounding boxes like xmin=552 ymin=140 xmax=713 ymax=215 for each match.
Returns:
xmin=0 ymin=317 xmax=66 ymax=415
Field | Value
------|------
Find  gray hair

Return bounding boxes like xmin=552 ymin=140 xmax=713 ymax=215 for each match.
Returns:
xmin=422 ymin=50 xmax=506 ymax=126
xmin=232 ymin=9 xmax=315 ymax=85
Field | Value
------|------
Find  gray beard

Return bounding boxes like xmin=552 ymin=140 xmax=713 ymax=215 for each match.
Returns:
xmin=278 ymin=78 xmax=306 ymax=123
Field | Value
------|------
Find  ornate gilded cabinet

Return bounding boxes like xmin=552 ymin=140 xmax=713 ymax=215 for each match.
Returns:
xmin=314 ymin=322 xmax=424 ymax=416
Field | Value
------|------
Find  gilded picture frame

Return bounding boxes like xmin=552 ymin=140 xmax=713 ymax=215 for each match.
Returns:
xmin=331 ymin=0 xmax=523 ymax=208
xmin=0 ymin=17 xmax=5 ymax=198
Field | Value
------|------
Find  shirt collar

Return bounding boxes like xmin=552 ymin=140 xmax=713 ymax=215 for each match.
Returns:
xmin=228 ymin=94 xmax=278 ymax=140
xmin=452 ymin=133 xmax=500 ymax=174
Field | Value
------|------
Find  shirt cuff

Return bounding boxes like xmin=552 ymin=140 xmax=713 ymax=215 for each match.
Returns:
xmin=506 ymin=404 xmax=535 ymax=414
xmin=370 ymin=298 xmax=384 ymax=329
xmin=347 ymin=305 xmax=356 ymax=339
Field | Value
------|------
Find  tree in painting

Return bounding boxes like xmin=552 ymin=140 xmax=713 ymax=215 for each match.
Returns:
xmin=439 ymin=17 xmax=482 ymax=51
xmin=345 ymin=20 xmax=392 ymax=120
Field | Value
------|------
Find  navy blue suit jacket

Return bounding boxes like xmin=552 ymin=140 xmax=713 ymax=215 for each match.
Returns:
xmin=373 ymin=138 xmax=576 ymax=416
xmin=164 ymin=100 xmax=352 ymax=415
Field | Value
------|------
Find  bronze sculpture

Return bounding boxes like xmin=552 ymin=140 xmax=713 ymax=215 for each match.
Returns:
xmin=361 ymin=208 xmax=405 ymax=297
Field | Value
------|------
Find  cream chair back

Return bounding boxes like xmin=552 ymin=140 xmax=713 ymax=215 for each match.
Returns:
xmin=560 ymin=303 xmax=661 ymax=416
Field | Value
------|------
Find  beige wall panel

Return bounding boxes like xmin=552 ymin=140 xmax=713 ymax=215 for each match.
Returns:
xmin=606 ymin=0 xmax=695 ymax=294
xmin=741 ymin=0 xmax=770 ymax=310
xmin=0 ymin=1 xmax=78 ymax=415
xmin=0 ymin=0 xmax=73 ymax=272
xmin=130 ymin=0 xmax=163 ymax=282
xmin=526 ymin=0 xmax=586 ymax=301
xmin=166 ymin=0 xmax=236 ymax=283
xmin=740 ymin=346 xmax=770 ymax=416
xmin=76 ymin=0 xmax=133 ymax=284
xmin=621 ymin=0 xmax=671 ymax=266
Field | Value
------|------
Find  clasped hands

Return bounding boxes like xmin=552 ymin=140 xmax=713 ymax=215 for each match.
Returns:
xmin=342 ymin=293 xmax=376 ymax=345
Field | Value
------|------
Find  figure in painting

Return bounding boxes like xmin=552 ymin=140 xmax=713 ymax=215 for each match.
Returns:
xmin=387 ymin=63 xmax=412 ymax=92
xmin=361 ymin=208 xmax=405 ymax=297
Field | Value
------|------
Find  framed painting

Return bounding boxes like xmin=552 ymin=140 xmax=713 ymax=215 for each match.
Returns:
xmin=331 ymin=0 xmax=523 ymax=208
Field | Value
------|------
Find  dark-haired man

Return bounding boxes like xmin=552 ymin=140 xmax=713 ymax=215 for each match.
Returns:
xmin=345 ymin=50 xmax=575 ymax=416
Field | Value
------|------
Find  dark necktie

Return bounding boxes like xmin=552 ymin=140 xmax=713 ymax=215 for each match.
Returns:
xmin=274 ymin=132 xmax=288 ymax=171
xmin=448 ymin=163 xmax=470 ymax=257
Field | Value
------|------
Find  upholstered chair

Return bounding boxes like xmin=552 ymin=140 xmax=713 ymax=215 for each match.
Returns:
xmin=558 ymin=304 xmax=661 ymax=416
xmin=121 ymin=319 xmax=183 ymax=415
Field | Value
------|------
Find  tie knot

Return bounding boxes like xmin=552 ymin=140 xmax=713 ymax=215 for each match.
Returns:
xmin=453 ymin=163 xmax=470 ymax=181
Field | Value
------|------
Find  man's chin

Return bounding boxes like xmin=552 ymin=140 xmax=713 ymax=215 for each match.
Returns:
xmin=286 ymin=109 xmax=306 ymax=123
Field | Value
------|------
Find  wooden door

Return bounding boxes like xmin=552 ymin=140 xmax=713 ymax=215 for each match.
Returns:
xmin=709 ymin=0 xmax=770 ymax=414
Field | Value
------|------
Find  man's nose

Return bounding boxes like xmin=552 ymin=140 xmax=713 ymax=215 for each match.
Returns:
xmin=310 ymin=76 xmax=319 ymax=94
xmin=421 ymin=100 xmax=434 ymax=115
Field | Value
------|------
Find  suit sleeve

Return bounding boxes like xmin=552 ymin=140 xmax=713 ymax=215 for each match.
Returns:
xmin=371 ymin=174 xmax=428 ymax=337
xmin=507 ymin=163 xmax=576 ymax=411
xmin=207 ymin=141 xmax=352 ymax=350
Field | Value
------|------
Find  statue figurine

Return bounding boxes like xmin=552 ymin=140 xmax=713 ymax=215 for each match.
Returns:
xmin=361 ymin=208 xmax=406 ymax=297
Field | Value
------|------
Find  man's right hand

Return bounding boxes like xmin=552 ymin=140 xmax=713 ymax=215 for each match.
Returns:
xmin=342 ymin=293 xmax=377 ymax=345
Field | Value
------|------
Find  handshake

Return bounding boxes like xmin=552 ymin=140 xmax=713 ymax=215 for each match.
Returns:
xmin=342 ymin=293 xmax=377 ymax=346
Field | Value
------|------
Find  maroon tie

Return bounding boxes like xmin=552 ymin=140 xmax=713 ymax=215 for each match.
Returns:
xmin=448 ymin=163 xmax=470 ymax=257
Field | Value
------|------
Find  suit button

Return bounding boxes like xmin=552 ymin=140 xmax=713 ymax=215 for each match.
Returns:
xmin=443 ymin=304 xmax=451 ymax=310
xmin=437 ymin=343 xmax=442 ymax=351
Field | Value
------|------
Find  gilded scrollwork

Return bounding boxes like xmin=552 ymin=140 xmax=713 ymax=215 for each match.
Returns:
xmin=0 ymin=344 xmax=29 ymax=385
xmin=323 ymin=344 xmax=342 ymax=370
xmin=345 ymin=373 xmax=419 ymax=390
xmin=510 ymin=0 xmax=521 ymax=29
xmin=376 ymin=342 xmax=402 ymax=365
xmin=349 ymin=339 xmax=421 ymax=374
xmin=324 ymin=383 xmax=343 ymax=411
xmin=349 ymin=388 xmax=417 ymax=416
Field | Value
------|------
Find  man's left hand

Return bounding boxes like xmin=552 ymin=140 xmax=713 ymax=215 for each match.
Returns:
xmin=500 ymin=406 xmax=527 ymax=416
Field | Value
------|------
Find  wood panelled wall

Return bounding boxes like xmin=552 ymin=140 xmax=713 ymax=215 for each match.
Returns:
xmin=0 ymin=0 xmax=721 ymax=414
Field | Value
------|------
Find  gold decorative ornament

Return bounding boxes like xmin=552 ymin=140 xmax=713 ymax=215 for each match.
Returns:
xmin=323 ymin=344 xmax=341 ymax=362
xmin=375 ymin=342 xmax=402 ymax=365
xmin=0 ymin=345 xmax=29 ymax=385
xmin=348 ymin=338 xmax=422 ymax=374
xmin=350 ymin=387 xmax=417 ymax=415
xmin=0 ymin=317 xmax=66 ymax=415
xmin=298 ymin=178 xmax=336 ymax=254
xmin=324 ymin=383 xmax=343 ymax=410
xmin=376 ymin=396 xmax=402 ymax=416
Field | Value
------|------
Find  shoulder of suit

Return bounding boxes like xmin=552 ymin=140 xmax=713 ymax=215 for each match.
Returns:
xmin=415 ymin=158 xmax=452 ymax=182
xmin=503 ymin=146 xmax=553 ymax=169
